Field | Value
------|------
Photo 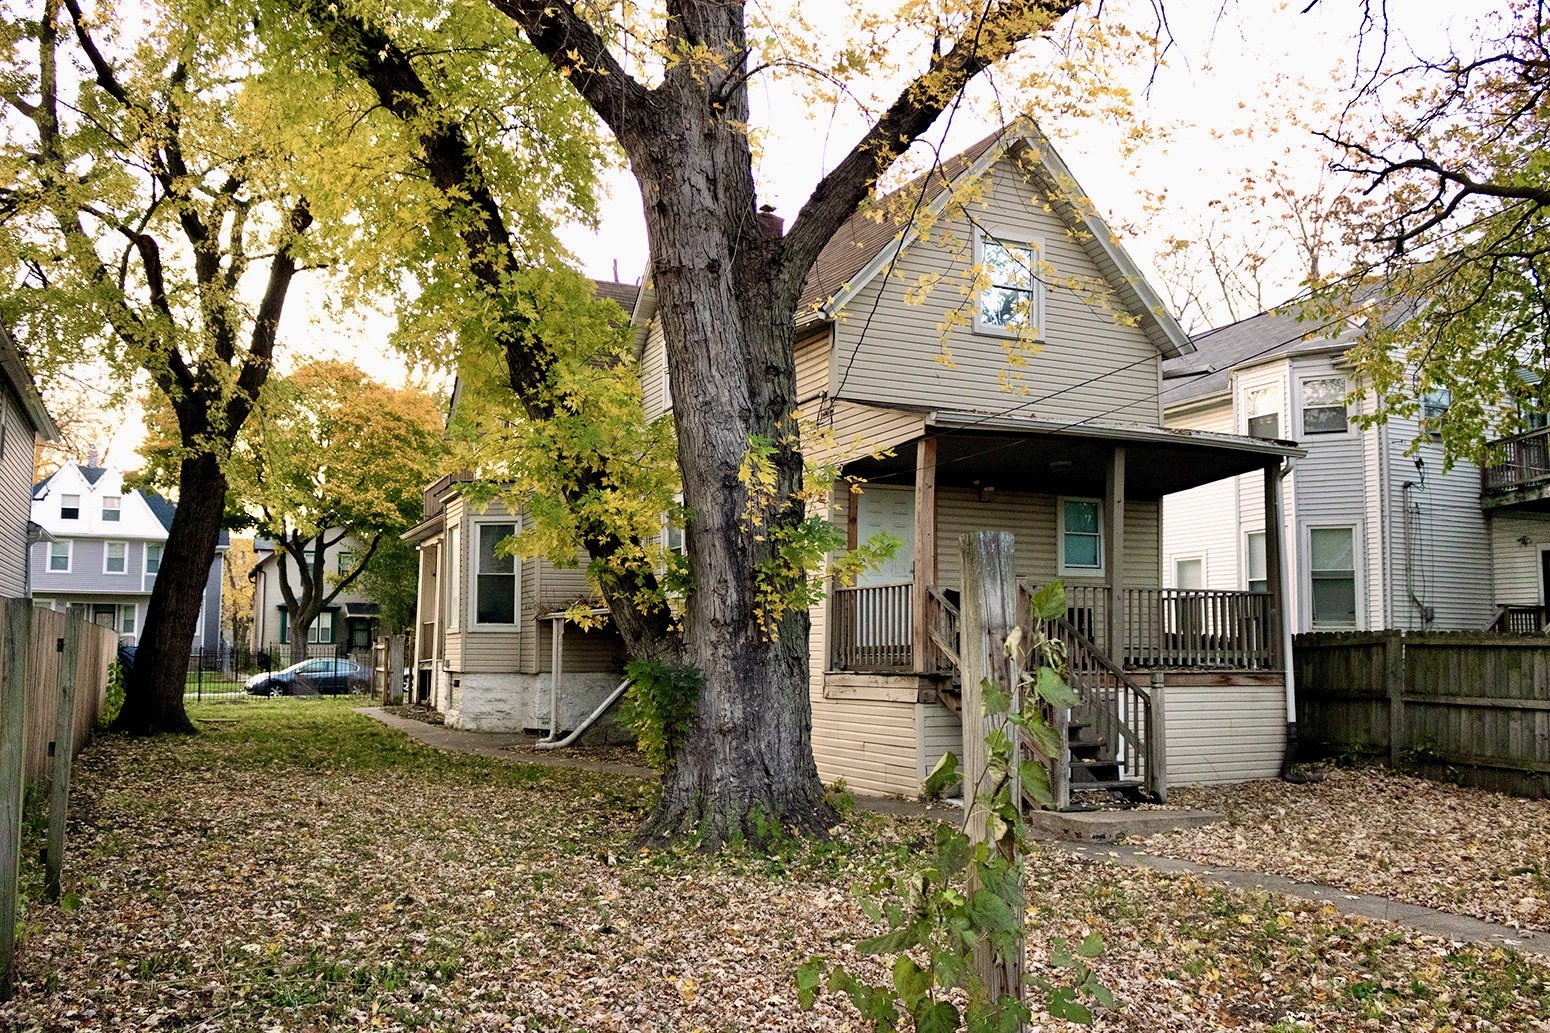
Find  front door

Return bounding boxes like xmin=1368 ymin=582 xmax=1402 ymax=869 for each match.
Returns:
xmin=854 ymin=485 xmax=915 ymax=587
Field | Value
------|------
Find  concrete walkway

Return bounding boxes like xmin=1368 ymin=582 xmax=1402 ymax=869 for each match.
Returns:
xmin=359 ymin=706 xmax=1550 ymax=959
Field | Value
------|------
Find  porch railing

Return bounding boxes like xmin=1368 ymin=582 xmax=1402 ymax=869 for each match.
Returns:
xmin=830 ymin=582 xmax=913 ymax=672
xmin=829 ymin=581 xmax=1278 ymax=673
xmin=1123 ymin=588 xmax=1278 ymax=669
xmin=1487 ymin=604 xmax=1549 ymax=634
xmin=1482 ymin=426 xmax=1550 ymax=495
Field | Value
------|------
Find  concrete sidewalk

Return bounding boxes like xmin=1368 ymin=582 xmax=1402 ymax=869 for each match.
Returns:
xmin=359 ymin=706 xmax=1550 ymax=959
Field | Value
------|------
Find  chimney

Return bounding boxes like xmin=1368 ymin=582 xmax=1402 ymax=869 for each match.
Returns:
xmin=757 ymin=204 xmax=784 ymax=239
xmin=86 ymin=445 xmax=99 ymax=468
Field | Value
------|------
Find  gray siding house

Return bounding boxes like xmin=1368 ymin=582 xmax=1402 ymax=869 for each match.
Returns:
xmin=1161 ymin=306 xmax=1543 ymax=633
xmin=0 ymin=324 xmax=59 ymax=597
xmin=30 ymin=462 xmax=226 ymax=650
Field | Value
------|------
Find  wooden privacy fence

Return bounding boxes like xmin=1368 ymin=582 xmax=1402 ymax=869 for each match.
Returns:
xmin=20 ymin=607 xmax=116 ymax=779
xmin=2 ymin=600 xmax=117 ymax=997
xmin=1296 ymin=630 xmax=1550 ymax=797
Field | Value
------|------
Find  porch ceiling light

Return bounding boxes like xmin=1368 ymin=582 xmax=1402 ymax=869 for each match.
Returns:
xmin=1049 ymin=460 xmax=1074 ymax=474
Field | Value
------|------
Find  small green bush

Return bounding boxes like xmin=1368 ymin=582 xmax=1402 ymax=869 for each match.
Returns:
xmin=619 ymin=658 xmax=701 ymax=771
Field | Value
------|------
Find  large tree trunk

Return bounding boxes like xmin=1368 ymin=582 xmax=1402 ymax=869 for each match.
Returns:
xmin=626 ymin=46 xmax=832 ymax=848
xmin=115 ymin=453 xmax=227 ymax=735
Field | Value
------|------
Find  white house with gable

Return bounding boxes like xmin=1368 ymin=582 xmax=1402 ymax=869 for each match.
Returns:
xmin=30 ymin=462 xmax=226 ymax=649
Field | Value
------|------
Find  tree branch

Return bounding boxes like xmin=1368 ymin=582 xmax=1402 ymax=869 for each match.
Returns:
xmin=779 ymin=0 xmax=1083 ymax=303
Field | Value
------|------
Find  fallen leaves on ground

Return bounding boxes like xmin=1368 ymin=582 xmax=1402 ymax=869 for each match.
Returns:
xmin=3 ymin=703 xmax=1548 ymax=1032
xmin=1138 ymin=767 xmax=1550 ymax=931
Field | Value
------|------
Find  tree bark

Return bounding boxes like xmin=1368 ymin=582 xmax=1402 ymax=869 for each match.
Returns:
xmin=623 ymin=21 xmax=832 ymax=846
xmin=115 ymin=452 xmax=227 ymax=735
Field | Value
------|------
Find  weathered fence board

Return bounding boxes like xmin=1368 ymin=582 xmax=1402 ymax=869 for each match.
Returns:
xmin=22 ymin=609 xmax=115 ymax=781
xmin=1295 ymin=630 xmax=1550 ymax=797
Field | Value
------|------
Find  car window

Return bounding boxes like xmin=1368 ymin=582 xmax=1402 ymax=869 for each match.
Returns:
xmin=297 ymin=660 xmax=330 ymax=673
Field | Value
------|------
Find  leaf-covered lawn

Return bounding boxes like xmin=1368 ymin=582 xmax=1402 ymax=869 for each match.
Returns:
xmin=1136 ymin=767 xmax=1550 ymax=932
xmin=3 ymin=701 xmax=1548 ymax=1031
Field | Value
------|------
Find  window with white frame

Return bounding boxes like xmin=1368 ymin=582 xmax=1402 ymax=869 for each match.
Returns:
xmin=119 ymin=604 xmax=135 ymax=635
xmin=60 ymin=494 xmax=80 ymax=519
xmin=1246 ymin=384 xmax=1281 ymax=439
xmin=974 ymin=232 xmax=1043 ymax=336
xmin=1058 ymin=498 xmax=1103 ymax=574
xmin=1301 ymin=377 xmax=1349 ymax=434
xmin=104 ymin=541 xmax=127 ymax=573
xmin=146 ymin=543 xmax=162 ymax=574
xmin=1309 ymin=527 xmax=1357 ymax=627
xmin=48 ymin=541 xmax=70 ymax=572
xmin=338 ymin=550 xmax=354 ymax=576
xmin=279 ymin=610 xmax=334 ymax=644
xmin=1246 ymin=531 xmax=1268 ymax=593
xmin=1174 ymin=557 xmax=1203 ymax=590
xmin=102 ymin=495 xmax=121 ymax=521
xmin=474 ymin=522 xmax=518 ymax=625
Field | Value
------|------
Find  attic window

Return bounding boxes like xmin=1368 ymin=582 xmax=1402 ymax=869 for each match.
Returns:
xmin=974 ymin=231 xmax=1044 ymax=338
xmin=102 ymin=496 xmax=121 ymax=522
xmin=61 ymin=494 xmax=80 ymax=520
xmin=1421 ymin=388 xmax=1452 ymax=421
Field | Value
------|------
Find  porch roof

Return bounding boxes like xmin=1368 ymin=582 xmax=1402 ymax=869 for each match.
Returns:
xmin=842 ymin=411 xmax=1304 ymax=499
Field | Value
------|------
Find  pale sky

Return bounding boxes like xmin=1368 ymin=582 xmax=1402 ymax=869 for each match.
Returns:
xmin=98 ymin=0 xmax=1485 ymax=467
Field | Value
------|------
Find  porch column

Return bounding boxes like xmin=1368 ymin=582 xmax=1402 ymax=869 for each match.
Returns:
xmin=1105 ymin=445 xmax=1126 ymax=661
xmin=1264 ymin=459 xmax=1300 ymax=773
xmin=1262 ymin=461 xmax=1288 ymax=667
xmin=913 ymin=436 xmax=938 ymax=672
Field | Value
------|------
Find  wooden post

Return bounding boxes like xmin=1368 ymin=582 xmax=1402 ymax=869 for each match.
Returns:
xmin=0 ymin=599 xmax=31 ymax=999
xmin=959 ymin=532 xmax=1023 ymax=1009
xmin=44 ymin=618 xmax=80 ymax=903
xmin=1386 ymin=629 xmax=1406 ymax=767
xmin=1105 ymin=446 xmax=1126 ymax=662
xmin=912 ymin=437 xmax=938 ymax=673
xmin=1263 ymin=463 xmax=1287 ymax=666
xmin=1149 ymin=670 xmax=1168 ymax=804
xmin=1264 ymin=460 xmax=1299 ymax=765
xmin=387 ymin=635 xmax=406 ymax=706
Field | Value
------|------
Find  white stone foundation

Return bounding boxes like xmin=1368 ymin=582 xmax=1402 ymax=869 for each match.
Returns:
xmin=444 ymin=670 xmax=629 ymax=740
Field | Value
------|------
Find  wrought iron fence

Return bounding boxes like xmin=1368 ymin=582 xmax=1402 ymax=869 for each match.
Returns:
xmin=181 ymin=643 xmax=376 ymax=701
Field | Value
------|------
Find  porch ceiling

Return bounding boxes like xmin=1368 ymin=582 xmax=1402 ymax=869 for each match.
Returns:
xmin=842 ymin=417 xmax=1304 ymax=499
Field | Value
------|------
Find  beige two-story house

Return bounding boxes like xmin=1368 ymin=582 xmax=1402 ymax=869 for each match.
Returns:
xmin=413 ymin=125 xmax=1304 ymax=802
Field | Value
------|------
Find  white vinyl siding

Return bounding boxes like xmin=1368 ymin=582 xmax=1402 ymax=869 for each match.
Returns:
xmin=1161 ymin=400 xmax=1242 ymax=592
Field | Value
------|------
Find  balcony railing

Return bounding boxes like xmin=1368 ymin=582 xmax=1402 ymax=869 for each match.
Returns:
xmin=1482 ymin=426 xmax=1550 ymax=495
xmin=829 ymin=581 xmax=1279 ymax=673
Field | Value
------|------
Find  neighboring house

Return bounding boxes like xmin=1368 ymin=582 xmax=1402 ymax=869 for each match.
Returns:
xmin=0 ymin=323 xmax=60 ymax=597
xmin=404 ymin=279 xmax=641 ymax=732
xmin=412 ymin=125 xmax=1307 ymax=803
xmin=1161 ymin=306 xmax=1539 ymax=634
xmin=30 ymin=462 xmax=226 ymax=649
xmin=249 ymin=533 xmax=381 ymax=657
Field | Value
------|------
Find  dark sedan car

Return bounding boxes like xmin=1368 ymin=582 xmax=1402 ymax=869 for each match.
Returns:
xmin=245 ymin=658 xmax=369 ymax=696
